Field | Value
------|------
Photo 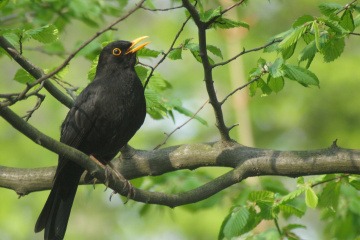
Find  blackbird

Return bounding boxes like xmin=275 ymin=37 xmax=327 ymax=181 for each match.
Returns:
xmin=34 ymin=36 xmax=149 ymax=240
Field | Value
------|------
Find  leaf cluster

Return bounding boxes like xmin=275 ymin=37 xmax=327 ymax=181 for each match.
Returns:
xmin=218 ymin=173 xmax=360 ymax=239
xmin=248 ymin=1 xmax=360 ymax=96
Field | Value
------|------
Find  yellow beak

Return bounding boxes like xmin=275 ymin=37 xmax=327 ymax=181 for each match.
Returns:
xmin=126 ymin=36 xmax=150 ymax=54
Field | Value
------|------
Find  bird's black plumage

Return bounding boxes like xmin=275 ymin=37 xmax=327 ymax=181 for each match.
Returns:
xmin=34 ymin=38 xmax=148 ymax=240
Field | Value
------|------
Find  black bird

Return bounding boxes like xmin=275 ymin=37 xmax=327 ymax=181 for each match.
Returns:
xmin=34 ymin=37 xmax=149 ymax=240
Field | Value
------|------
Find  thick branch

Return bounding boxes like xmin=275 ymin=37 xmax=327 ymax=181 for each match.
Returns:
xmin=1 ymin=116 xmax=360 ymax=207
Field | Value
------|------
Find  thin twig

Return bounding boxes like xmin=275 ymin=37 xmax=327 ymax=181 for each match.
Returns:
xmin=220 ymin=75 xmax=262 ymax=105
xmin=140 ymin=5 xmax=183 ymax=11
xmin=212 ymin=39 xmax=281 ymax=68
xmin=206 ymin=0 xmax=247 ymax=27
xmin=154 ymin=99 xmax=209 ymax=150
xmin=144 ymin=15 xmax=191 ymax=88
xmin=0 ymin=0 xmax=145 ymax=109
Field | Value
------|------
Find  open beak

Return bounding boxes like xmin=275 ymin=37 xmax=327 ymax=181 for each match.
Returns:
xmin=126 ymin=36 xmax=150 ymax=54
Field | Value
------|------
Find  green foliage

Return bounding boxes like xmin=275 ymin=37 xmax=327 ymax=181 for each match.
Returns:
xmin=248 ymin=1 xmax=359 ymax=96
xmin=13 ymin=69 xmax=35 ymax=84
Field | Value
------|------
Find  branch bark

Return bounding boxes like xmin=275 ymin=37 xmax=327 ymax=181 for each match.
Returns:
xmin=1 ymin=107 xmax=360 ymax=208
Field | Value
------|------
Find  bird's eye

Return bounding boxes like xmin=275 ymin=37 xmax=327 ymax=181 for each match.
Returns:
xmin=112 ymin=48 xmax=122 ymax=56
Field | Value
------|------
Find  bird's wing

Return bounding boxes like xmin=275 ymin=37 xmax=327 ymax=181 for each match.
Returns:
xmin=55 ymin=85 xmax=100 ymax=176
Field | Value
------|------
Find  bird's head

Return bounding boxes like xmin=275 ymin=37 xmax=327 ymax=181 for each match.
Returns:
xmin=97 ymin=36 xmax=150 ymax=71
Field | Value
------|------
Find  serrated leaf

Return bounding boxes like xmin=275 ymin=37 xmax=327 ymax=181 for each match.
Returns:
xmin=278 ymin=204 xmax=305 ymax=217
xmin=207 ymin=45 xmax=223 ymax=59
xmin=349 ymin=179 xmax=360 ymax=190
xmin=87 ymin=57 xmax=99 ymax=81
xmin=283 ymin=64 xmax=319 ymax=87
xmin=312 ymin=21 xmax=321 ymax=51
xmin=13 ymin=69 xmax=35 ymax=84
xmin=318 ymin=3 xmax=343 ymax=16
xmin=305 ymin=187 xmax=318 ymax=208
xmin=249 ymin=190 xmax=275 ymax=203
xmin=145 ymin=89 xmax=168 ymax=119
xmin=281 ymin=42 xmax=297 ymax=60
xmin=269 ymin=58 xmax=284 ymax=78
xmin=222 ymin=206 xmax=250 ymax=239
xmin=211 ymin=17 xmax=249 ymax=29
xmin=135 ymin=65 xmax=149 ymax=83
xmin=257 ymin=78 xmax=272 ymax=96
xmin=148 ymin=72 xmax=172 ymax=91
xmin=278 ymin=26 xmax=307 ymax=50
xmin=221 ymin=206 xmax=260 ymax=239
xmin=340 ymin=9 xmax=355 ymax=32
xmin=168 ymin=48 xmax=182 ymax=60
xmin=200 ymin=6 xmax=221 ymax=22
xmin=278 ymin=188 xmax=305 ymax=205
xmin=322 ymin=37 xmax=345 ymax=62
xmin=298 ymin=40 xmax=317 ymax=65
xmin=292 ymin=15 xmax=314 ymax=28
xmin=321 ymin=17 xmax=349 ymax=35
xmin=25 ymin=25 xmax=59 ymax=43
xmin=318 ymin=181 xmax=340 ymax=208
xmin=268 ymin=76 xmax=284 ymax=93
xmin=137 ymin=47 xmax=161 ymax=58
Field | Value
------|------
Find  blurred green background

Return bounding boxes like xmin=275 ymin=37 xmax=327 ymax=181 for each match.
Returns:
xmin=1 ymin=0 xmax=359 ymax=239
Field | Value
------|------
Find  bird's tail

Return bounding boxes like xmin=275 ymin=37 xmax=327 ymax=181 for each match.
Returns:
xmin=35 ymin=161 xmax=83 ymax=240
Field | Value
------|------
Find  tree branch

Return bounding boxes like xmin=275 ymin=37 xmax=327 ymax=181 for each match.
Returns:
xmin=182 ymin=0 xmax=231 ymax=141
xmin=0 ymin=0 xmax=145 ymax=109
xmin=2 ymin=130 xmax=360 ymax=207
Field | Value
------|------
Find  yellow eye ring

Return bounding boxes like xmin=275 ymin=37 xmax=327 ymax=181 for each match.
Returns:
xmin=112 ymin=48 xmax=122 ymax=56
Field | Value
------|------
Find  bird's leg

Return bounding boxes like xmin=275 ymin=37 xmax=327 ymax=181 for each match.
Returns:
xmin=89 ymin=155 xmax=134 ymax=202
xmin=106 ymin=161 xmax=134 ymax=203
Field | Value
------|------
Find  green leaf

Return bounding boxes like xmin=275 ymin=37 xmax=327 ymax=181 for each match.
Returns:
xmin=305 ymin=187 xmax=318 ymax=208
xmin=322 ymin=37 xmax=345 ymax=62
xmin=199 ymin=6 xmax=221 ymax=22
xmin=340 ymin=9 xmax=355 ymax=32
xmin=168 ymin=48 xmax=182 ymax=60
xmin=0 ymin=0 xmax=9 ymax=9
xmin=268 ymin=76 xmax=284 ymax=93
xmin=13 ymin=69 xmax=35 ymax=84
xmin=87 ymin=57 xmax=99 ymax=81
xmin=211 ymin=17 xmax=249 ymax=29
xmin=268 ymin=58 xmax=284 ymax=78
xmin=278 ymin=25 xmax=307 ymax=50
xmin=148 ymin=72 xmax=172 ymax=91
xmin=145 ymin=89 xmax=168 ymax=119
xmin=312 ymin=21 xmax=321 ymax=51
xmin=25 ymin=25 xmax=59 ymax=43
xmin=206 ymin=45 xmax=223 ymax=59
xmin=320 ymin=17 xmax=349 ymax=35
xmin=318 ymin=181 xmax=340 ymax=208
xmin=137 ymin=47 xmax=161 ymax=58
xmin=257 ymin=78 xmax=272 ymax=96
xmin=283 ymin=64 xmax=319 ymax=87
xmin=278 ymin=188 xmax=305 ymax=205
xmin=174 ymin=105 xmax=208 ymax=125
xmin=298 ymin=40 xmax=317 ymax=66
xmin=278 ymin=204 xmax=305 ymax=217
xmin=135 ymin=65 xmax=149 ymax=83
xmin=222 ymin=206 xmax=250 ymax=239
xmin=249 ymin=191 xmax=275 ymax=203
xmin=318 ymin=3 xmax=343 ymax=16
xmin=292 ymin=15 xmax=314 ymax=28
xmin=221 ymin=206 xmax=260 ymax=239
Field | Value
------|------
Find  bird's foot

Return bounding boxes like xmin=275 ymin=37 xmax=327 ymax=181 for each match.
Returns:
xmin=105 ymin=162 xmax=134 ymax=203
